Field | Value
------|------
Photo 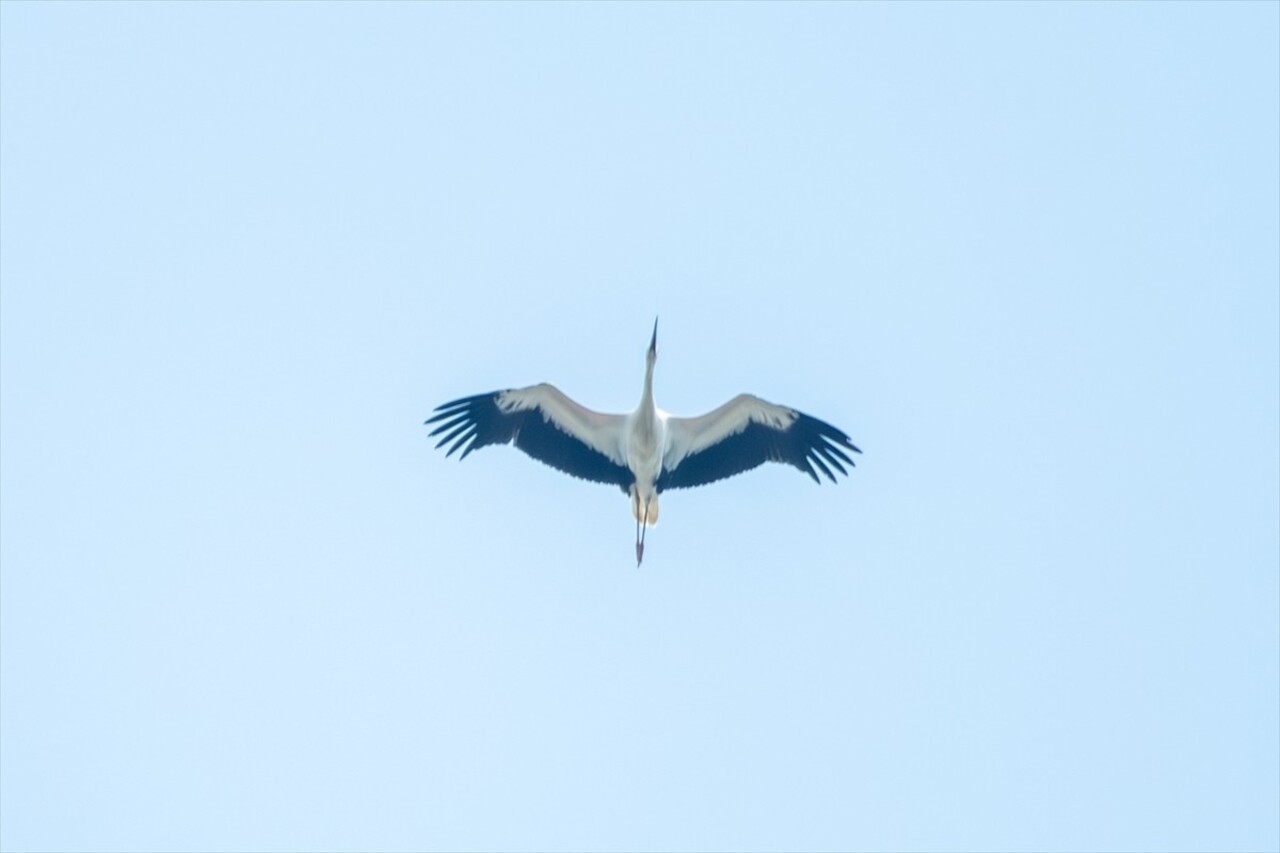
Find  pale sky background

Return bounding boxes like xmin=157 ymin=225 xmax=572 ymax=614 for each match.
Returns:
xmin=1 ymin=3 xmax=1277 ymax=852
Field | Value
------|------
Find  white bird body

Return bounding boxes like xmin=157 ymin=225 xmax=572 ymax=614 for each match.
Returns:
xmin=427 ymin=319 xmax=860 ymax=564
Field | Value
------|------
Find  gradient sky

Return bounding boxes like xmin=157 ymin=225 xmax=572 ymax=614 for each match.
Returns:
xmin=2 ymin=3 xmax=1277 ymax=852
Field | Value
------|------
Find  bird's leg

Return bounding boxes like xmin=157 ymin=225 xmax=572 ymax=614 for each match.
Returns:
xmin=636 ymin=500 xmax=650 ymax=568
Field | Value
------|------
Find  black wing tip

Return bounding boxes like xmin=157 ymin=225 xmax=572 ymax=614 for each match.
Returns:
xmin=793 ymin=411 xmax=862 ymax=482
xmin=436 ymin=391 xmax=503 ymax=407
xmin=425 ymin=391 xmax=505 ymax=426
xmin=425 ymin=391 xmax=506 ymax=458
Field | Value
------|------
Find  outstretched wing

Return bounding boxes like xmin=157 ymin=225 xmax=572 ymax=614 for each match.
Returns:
xmin=426 ymin=383 xmax=633 ymax=491
xmin=657 ymin=394 xmax=860 ymax=491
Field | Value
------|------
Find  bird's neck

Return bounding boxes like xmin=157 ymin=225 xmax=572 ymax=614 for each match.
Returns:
xmin=635 ymin=360 xmax=657 ymax=437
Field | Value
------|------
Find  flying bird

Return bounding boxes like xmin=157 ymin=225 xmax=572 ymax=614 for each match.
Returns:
xmin=426 ymin=319 xmax=860 ymax=565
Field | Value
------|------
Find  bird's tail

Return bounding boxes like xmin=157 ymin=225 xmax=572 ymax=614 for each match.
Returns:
xmin=630 ymin=487 xmax=660 ymax=527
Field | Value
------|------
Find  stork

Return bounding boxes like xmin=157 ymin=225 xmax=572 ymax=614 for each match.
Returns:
xmin=426 ymin=319 xmax=861 ymax=565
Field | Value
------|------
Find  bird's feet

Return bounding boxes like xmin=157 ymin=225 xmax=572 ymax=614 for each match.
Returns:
xmin=635 ymin=541 xmax=644 ymax=567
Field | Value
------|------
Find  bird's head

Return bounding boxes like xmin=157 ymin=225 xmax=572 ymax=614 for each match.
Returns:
xmin=647 ymin=317 xmax=659 ymax=365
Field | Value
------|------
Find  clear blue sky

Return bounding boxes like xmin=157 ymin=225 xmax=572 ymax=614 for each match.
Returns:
xmin=2 ymin=3 xmax=1277 ymax=852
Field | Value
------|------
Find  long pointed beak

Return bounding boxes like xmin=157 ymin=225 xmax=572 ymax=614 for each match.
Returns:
xmin=649 ymin=317 xmax=658 ymax=355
